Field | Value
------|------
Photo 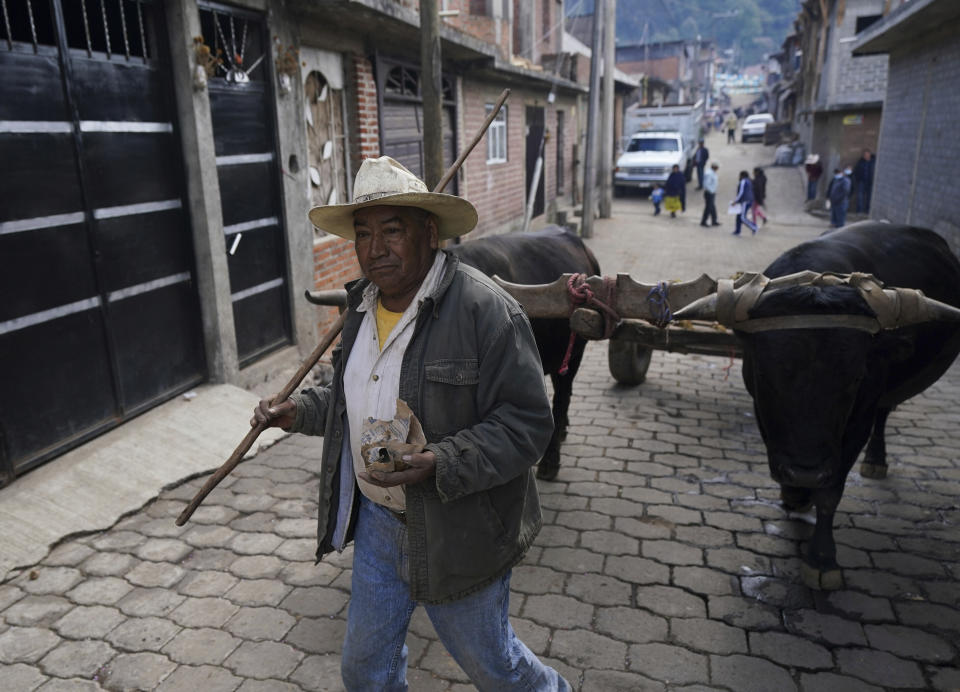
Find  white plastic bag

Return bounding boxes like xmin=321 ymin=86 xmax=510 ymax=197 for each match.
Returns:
xmin=726 ymin=203 xmax=742 ymax=216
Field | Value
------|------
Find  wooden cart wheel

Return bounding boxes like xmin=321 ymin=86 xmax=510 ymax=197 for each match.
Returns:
xmin=608 ymin=338 xmax=652 ymax=385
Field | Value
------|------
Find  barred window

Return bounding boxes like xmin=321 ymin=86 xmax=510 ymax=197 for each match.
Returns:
xmin=485 ymin=103 xmax=507 ymax=164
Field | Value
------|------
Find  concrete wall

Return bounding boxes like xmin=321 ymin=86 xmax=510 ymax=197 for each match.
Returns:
xmin=818 ymin=0 xmax=888 ymax=109
xmin=871 ymin=33 xmax=960 ymax=256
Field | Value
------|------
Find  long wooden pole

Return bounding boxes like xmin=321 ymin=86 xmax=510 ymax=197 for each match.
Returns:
xmin=420 ymin=0 xmax=443 ymax=189
xmin=176 ymin=89 xmax=511 ymax=526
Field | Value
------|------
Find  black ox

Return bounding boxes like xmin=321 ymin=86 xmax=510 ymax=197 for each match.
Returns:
xmin=679 ymin=224 xmax=960 ymax=588
xmin=450 ymin=226 xmax=600 ymax=481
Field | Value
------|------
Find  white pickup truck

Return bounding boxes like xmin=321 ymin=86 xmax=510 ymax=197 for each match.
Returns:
xmin=613 ymin=101 xmax=704 ymax=193
xmin=613 ymin=131 xmax=687 ymax=193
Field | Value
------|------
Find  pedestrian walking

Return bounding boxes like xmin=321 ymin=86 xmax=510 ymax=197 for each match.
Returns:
xmin=751 ymin=167 xmax=768 ymax=226
xmin=731 ymin=170 xmax=757 ymax=235
xmin=826 ymin=167 xmax=852 ymax=227
xmin=664 ymin=164 xmax=686 ymax=218
xmin=700 ymin=162 xmax=721 ymax=227
xmin=852 ymin=149 xmax=875 ymax=213
xmin=253 ymin=156 xmax=570 ymax=692
xmin=725 ymin=113 xmax=738 ymax=144
xmin=651 ymin=183 xmax=664 ymax=216
xmin=694 ymin=139 xmax=710 ymax=190
xmin=805 ymin=154 xmax=823 ymax=200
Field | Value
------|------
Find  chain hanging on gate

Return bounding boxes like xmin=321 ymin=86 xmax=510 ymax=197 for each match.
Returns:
xmin=135 ymin=0 xmax=146 ymax=62
xmin=80 ymin=0 xmax=93 ymax=56
xmin=2 ymin=0 xmax=13 ymax=51
xmin=118 ymin=0 xmax=130 ymax=60
xmin=100 ymin=0 xmax=111 ymax=58
xmin=25 ymin=0 xmax=38 ymax=52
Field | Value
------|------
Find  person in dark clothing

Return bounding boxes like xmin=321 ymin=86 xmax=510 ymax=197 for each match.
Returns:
xmin=693 ymin=140 xmax=710 ymax=189
xmin=805 ymin=154 xmax=823 ymax=200
xmin=826 ymin=168 xmax=852 ymax=227
xmin=852 ymin=149 xmax=875 ymax=213
xmin=731 ymin=170 xmax=757 ymax=236
xmin=664 ymin=164 xmax=687 ymax=218
xmin=751 ymin=167 xmax=768 ymax=226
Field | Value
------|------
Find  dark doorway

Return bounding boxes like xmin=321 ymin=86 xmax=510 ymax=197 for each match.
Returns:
xmin=525 ymin=105 xmax=545 ymax=219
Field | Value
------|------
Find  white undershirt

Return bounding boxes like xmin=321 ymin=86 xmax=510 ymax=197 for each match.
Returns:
xmin=342 ymin=251 xmax=446 ymax=511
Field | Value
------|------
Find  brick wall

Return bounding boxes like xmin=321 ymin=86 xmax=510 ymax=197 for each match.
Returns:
xmin=311 ymin=235 xmax=361 ymax=337
xmin=350 ymin=54 xmax=380 ymax=172
xmin=440 ymin=0 xmax=510 ymax=59
xmin=459 ymin=80 xmax=577 ymax=237
xmin=872 ymin=36 xmax=960 ymax=256
xmin=819 ymin=0 xmax=888 ymax=107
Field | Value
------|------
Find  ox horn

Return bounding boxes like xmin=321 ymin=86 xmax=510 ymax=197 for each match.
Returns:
xmin=874 ymin=288 xmax=960 ymax=329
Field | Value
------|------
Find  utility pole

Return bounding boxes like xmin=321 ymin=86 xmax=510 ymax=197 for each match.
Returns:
xmin=581 ymin=0 xmax=604 ymax=238
xmin=420 ymin=0 xmax=443 ymax=189
xmin=599 ymin=0 xmax=616 ymax=218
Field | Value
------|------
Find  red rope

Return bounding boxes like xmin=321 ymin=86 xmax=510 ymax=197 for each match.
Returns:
xmin=722 ymin=346 xmax=736 ymax=381
xmin=559 ymin=274 xmax=620 ymax=375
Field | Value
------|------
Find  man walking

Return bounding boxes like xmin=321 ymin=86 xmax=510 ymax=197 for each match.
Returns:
xmin=725 ymin=113 xmax=738 ymax=144
xmin=253 ymin=156 xmax=569 ymax=691
xmin=693 ymin=139 xmax=709 ymax=189
xmin=700 ymin=162 xmax=720 ymax=227
xmin=827 ymin=167 xmax=852 ymax=227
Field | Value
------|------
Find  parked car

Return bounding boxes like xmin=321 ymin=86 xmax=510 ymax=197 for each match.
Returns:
xmin=741 ymin=113 xmax=774 ymax=143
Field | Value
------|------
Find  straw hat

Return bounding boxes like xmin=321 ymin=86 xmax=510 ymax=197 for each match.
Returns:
xmin=805 ymin=154 xmax=820 ymax=164
xmin=308 ymin=156 xmax=478 ymax=241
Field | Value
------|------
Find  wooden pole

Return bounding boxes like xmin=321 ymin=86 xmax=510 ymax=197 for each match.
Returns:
xmin=175 ymin=90 xmax=512 ymax=526
xmin=420 ymin=0 xmax=444 ymax=189
xmin=581 ymin=3 xmax=604 ymax=238
xmin=599 ymin=0 xmax=616 ymax=219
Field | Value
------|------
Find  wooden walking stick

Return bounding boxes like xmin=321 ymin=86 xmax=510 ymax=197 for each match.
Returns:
xmin=176 ymin=88 xmax=511 ymax=526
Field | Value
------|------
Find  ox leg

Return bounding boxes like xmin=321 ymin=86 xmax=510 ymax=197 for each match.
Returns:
xmin=537 ymin=372 xmax=573 ymax=481
xmin=800 ymin=488 xmax=844 ymax=591
xmin=860 ymin=407 xmax=891 ymax=480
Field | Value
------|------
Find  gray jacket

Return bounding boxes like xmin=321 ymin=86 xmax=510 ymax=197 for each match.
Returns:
xmin=289 ymin=251 xmax=553 ymax=603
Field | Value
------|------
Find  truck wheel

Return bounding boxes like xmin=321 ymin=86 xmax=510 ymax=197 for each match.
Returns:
xmin=608 ymin=338 xmax=652 ymax=385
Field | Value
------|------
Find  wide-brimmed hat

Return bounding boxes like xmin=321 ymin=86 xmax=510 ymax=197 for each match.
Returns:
xmin=308 ymin=156 xmax=478 ymax=241
xmin=805 ymin=154 xmax=820 ymax=164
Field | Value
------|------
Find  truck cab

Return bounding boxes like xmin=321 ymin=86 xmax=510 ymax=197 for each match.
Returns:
xmin=614 ymin=131 xmax=686 ymax=192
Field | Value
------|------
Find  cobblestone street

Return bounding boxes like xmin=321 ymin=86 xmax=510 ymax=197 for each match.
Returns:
xmin=1 ymin=139 xmax=959 ymax=690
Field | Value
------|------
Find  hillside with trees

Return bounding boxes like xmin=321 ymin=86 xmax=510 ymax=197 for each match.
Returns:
xmin=567 ymin=0 xmax=799 ymax=67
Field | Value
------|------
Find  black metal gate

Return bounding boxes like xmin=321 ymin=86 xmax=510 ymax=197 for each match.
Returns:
xmin=0 ymin=0 xmax=206 ymax=483
xmin=198 ymin=2 xmax=291 ymax=366
xmin=376 ymin=57 xmax=457 ymax=191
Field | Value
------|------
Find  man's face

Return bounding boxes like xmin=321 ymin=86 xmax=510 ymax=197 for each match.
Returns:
xmin=353 ymin=205 xmax=438 ymax=309
xmin=863 ymin=151 xmax=872 ymax=160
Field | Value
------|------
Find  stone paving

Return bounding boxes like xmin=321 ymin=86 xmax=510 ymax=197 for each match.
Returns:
xmin=2 ymin=136 xmax=959 ymax=690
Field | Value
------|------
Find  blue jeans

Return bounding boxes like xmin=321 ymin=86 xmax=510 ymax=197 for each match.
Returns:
xmin=807 ymin=179 xmax=818 ymax=200
xmin=342 ymin=496 xmax=569 ymax=692
xmin=734 ymin=202 xmax=757 ymax=235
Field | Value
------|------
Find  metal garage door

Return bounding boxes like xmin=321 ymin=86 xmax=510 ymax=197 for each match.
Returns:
xmin=0 ymin=0 xmax=206 ymax=483
xmin=198 ymin=3 xmax=291 ymax=366
xmin=376 ymin=58 xmax=457 ymax=190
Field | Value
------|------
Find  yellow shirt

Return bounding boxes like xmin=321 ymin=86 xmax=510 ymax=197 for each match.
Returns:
xmin=376 ymin=299 xmax=403 ymax=351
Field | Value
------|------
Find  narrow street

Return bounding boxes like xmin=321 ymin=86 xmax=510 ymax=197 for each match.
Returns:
xmin=2 ymin=139 xmax=959 ymax=692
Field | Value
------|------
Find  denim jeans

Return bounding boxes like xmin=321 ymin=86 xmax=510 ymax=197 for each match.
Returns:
xmin=734 ymin=202 xmax=757 ymax=235
xmin=807 ymin=179 xmax=818 ymax=200
xmin=830 ymin=200 xmax=848 ymax=227
xmin=342 ymin=495 xmax=570 ymax=692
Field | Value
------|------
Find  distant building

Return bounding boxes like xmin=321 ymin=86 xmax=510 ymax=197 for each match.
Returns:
xmin=615 ymin=39 xmax=716 ymax=106
xmin=853 ymin=0 xmax=960 ymax=255
xmin=788 ymin=0 xmax=890 ymax=185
